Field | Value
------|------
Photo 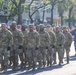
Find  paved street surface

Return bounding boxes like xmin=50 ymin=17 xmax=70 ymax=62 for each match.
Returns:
xmin=0 ymin=41 xmax=76 ymax=75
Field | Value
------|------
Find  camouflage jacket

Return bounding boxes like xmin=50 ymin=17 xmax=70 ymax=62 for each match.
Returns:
xmin=11 ymin=29 xmax=24 ymax=47
xmin=27 ymin=30 xmax=39 ymax=48
xmin=56 ymin=31 xmax=65 ymax=47
xmin=0 ymin=29 xmax=13 ymax=48
xmin=63 ymin=31 xmax=72 ymax=46
xmin=39 ymin=30 xmax=50 ymax=47
xmin=49 ymin=31 xmax=56 ymax=46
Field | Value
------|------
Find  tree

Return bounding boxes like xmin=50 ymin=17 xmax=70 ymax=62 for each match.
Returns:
xmin=47 ymin=0 xmax=63 ymax=25
xmin=67 ymin=0 xmax=76 ymax=27
xmin=58 ymin=0 xmax=69 ymax=26
xmin=11 ymin=0 xmax=26 ymax=24
xmin=26 ymin=0 xmax=48 ymax=23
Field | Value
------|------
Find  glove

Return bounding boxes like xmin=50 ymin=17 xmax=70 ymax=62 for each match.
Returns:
xmin=68 ymin=44 xmax=71 ymax=47
xmin=18 ymin=45 xmax=23 ymax=49
xmin=35 ymin=47 xmax=39 ymax=50
xmin=7 ymin=46 xmax=11 ymax=51
xmin=59 ymin=44 xmax=62 ymax=47
xmin=46 ymin=46 xmax=48 ymax=49
xmin=52 ymin=45 xmax=55 ymax=48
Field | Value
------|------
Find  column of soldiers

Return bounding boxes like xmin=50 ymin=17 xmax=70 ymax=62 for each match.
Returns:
xmin=0 ymin=21 xmax=72 ymax=72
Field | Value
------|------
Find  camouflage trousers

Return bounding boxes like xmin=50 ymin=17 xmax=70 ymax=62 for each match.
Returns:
xmin=47 ymin=47 xmax=53 ymax=66
xmin=53 ymin=48 xmax=57 ymax=64
xmin=0 ymin=48 xmax=9 ymax=69
xmin=39 ymin=47 xmax=48 ymax=67
xmin=64 ymin=46 xmax=70 ymax=63
xmin=56 ymin=47 xmax=64 ymax=64
xmin=10 ymin=48 xmax=18 ymax=69
xmin=26 ymin=48 xmax=37 ymax=68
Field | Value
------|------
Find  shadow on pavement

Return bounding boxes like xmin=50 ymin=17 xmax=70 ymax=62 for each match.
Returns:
xmin=64 ymin=55 xmax=76 ymax=61
xmin=0 ymin=55 xmax=76 ymax=75
xmin=70 ymin=56 xmax=76 ymax=61
xmin=0 ymin=64 xmax=64 ymax=75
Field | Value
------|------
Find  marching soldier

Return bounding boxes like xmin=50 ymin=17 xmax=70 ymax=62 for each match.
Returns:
xmin=0 ymin=23 xmax=13 ymax=72
xmin=26 ymin=24 xmax=39 ymax=70
xmin=10 ymin=21 xmax=24 ymax=70
xmin=22 ymin=25 xmax=28 ymax=68
xmin=55 ymin=26 xmax=65 ymax=65
xmin=63 ymin=26 xmax=72 ymax=64
xmin=45 ymin=25 xmax=56 ymax=66
xmin=39 ymin=24 xmax=50 ymax=68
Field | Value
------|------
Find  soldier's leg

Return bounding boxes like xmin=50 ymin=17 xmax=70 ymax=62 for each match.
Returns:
xmin=8 ymin=57 xmax=12 ymax=66
xmin=4 ymin=51 xmax=9 ymax=72
xmin=24 ymin=48 xmax=27 ymax=67
xmin=27 ymin=49 xmax=32 ymax=70
xmin=49 ymin=49 xmax=53 ymax=66
xmin=66 ymin=47 xmax=70 ymax=64
xmin=53 ymin=48 xmax=57 ymax=64
xmin=43 ymin=48 xmax=47 ymax=68
xmin=39 ymin=47 xmax=43 ymax=67
xmin=32 ymin=48 xmax=37 ymax=70
xmin=12 ymin=50 xmax=18 ymax=70
xmin=37 ymin=49 xmax=42 ymax=69
xmin=0 ymin=51 xmax=4 ymax=71
xmin=58 ymin=49 xmax=64 ymax=65
xmin=18 ymin=49 xmax=24 ymax=68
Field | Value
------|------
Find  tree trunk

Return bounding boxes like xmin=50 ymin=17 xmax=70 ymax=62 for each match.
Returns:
xmin=29 ymin=14 xmax=33 ymax=23
xmin=68 ymin=6 xmax=73 ymax=27
xmin=42 ymin=8 xmax=45 ymax=23
xmin=18 ymin=5 xmax=22 ymax=24
xmin=29 ymin=7 xmax=33 ymax=23
xmin=61 ymin=13 xmax=63 ymax=26
xmin=51 ymin=5 xmax=54 ymax=25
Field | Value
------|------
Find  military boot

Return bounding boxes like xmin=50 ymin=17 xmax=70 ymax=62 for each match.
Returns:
xmin=38 ymin=62 xmax=42 ymax=69
xmin=43 ymin=62 xmax=46 ymax=68
xmin=3 ymin=65 xmax=7 ymax=73
xmin=0 ymin=61 xmax=4 ymax=71
xmin=32 ymin=63 xmax=35 ymax=70
xmin=20 ymin=61 xmax=24 ymax=68
xmin=67 ymin=57 xmax=69 ymax=64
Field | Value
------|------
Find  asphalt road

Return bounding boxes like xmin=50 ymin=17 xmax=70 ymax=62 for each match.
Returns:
xmin=0 ymin=41 xmax=76 ymax=75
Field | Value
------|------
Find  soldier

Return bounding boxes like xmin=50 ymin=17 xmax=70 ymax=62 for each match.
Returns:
xmin=0 ymin=23 xmax=13 ymax=72
xmin=10 ymin=21 xmax=24 ymax=70
xmin=55 ymin=26 xmax=65 ymax=65
xmin=26 ymin=24 xmax=39 ymax=70
xmin=22 ymin=25 xmax=28 ymax=68
xmin=45 ymin=25 xmax=56 ymax=66
xmin=63 ymin=26 xmax=72 ymax=64
xmin=39 ymin=24 xmax=50 ymax=68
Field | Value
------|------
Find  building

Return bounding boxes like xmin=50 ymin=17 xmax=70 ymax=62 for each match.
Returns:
xmin=22 ymin=0 xmax=60 ymax=25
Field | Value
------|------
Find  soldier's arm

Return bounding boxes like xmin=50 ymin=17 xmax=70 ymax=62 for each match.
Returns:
xmin=46 ymin=32 xmax=50 ymax=46
xmin=52 ymin=32 xmax=56 ymax=45
xmin=18 ymin=31 xmax=24 ymax=45
xmin=68 ymin=32 xmax=72 ymax=45
xmin=36 ymin=32 xmax=40 ymax=48
xmin=61 ymin=33 xmax=65 ymax=46
xmin=7 ymin=31 xmax=13 ymax=50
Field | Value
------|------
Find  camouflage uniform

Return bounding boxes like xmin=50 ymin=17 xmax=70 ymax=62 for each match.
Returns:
xmin=39 ymin=30 xmax=50 ymax=67
xmin=48 ymin=31 xmax=56 ymax=66
xmin=22 ymin=29 xmax=28 ymax=67
xmin=0 ymin=29 xmax=13 ymax=71
xmin=55 ymin=31 xmax=65 ymax=65
xmin=11 ymin=29 xmax=24 ymax=70
xmin=26 ymin=30 xmax=39 ymax=70
xmin=63 ymin=30 xmax=72 ymax=64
